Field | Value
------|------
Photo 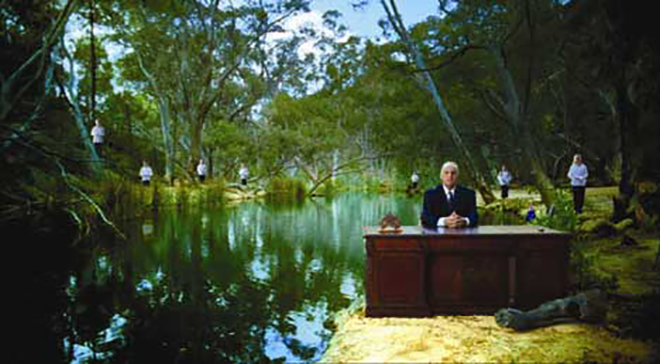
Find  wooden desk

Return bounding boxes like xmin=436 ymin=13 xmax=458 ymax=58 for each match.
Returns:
xmin=363 ymin=225 xmax=571 ymax=317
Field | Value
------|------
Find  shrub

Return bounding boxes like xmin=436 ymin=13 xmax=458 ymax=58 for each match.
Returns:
xmin=267 ymin=177 xmax=307 ymax=199
xmin=534 ymin=189 xmax=578 ymax=232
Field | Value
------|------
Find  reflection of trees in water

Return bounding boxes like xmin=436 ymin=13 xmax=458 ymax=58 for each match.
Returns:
xmin=113 ymin=277 xmax=274 ymax=363
xmin=64 ymin=194 xmax=420 ymax=361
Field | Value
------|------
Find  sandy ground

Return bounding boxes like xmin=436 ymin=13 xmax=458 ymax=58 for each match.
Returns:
xmin=321 ymin=309 xmax=655 ymax=363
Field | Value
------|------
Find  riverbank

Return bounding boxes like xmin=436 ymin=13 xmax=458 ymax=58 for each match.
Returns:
xmin=321 ymin=309 xmax=654 ymax=362
xmin=320 ymin=186 xmax=660 ymax=363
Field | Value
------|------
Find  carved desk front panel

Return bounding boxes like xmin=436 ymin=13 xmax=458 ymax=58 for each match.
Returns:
xmin=363 ymin=226 xmax=571 ymax=317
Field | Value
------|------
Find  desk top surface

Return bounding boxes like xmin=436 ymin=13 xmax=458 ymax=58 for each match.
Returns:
xmin=363 ymin=225 xmax=570 ymax=237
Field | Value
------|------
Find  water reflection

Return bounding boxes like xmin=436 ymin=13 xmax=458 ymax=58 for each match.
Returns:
xmin=63 ymin=193 xmax=423 ymax=362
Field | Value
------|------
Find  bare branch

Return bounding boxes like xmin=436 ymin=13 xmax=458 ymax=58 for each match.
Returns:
xmin=410 ymin=45 xmax=485 ymax=73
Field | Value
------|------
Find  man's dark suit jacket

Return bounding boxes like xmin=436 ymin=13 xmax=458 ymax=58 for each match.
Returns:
xmin=421 ymin=184 xmax=479 ymax=228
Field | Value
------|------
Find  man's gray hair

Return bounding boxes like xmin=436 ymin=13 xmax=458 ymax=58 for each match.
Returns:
xmin=441 ymin=161 xmax=459 ymax=174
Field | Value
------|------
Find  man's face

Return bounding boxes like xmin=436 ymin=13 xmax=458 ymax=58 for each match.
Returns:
xmin=441 ymin=166 xmax=458 ymax=189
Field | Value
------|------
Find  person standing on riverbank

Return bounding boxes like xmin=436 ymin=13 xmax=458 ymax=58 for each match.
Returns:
xmin=567 ymin=154 xmax=588 ymax=213
xmin=421 ymin=161 xmax=478 ymax=228
xmin=239 ymin=163 xmax=249 ymax=187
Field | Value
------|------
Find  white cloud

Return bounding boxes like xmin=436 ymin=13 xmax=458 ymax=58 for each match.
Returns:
xmin=265 ymin=10 xmax=352 ymax=59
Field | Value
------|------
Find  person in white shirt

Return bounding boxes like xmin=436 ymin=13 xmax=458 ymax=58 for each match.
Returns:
xmin=411 ymin=172 xmax=420 ymax=189
xmin=196 ymin=158 xmax=207 ymax=183
xmin=567 ymin=154 xmax=588 ymax=213
xmin=239 ymin=163 xmax=249 ymax=186
xmin=90 ymin=119 xmax=105 ymax=155
xmin=497 ymin=165 xmax=513 ymax=199
xmin=139 ymin=160 xmax=154 ymax=186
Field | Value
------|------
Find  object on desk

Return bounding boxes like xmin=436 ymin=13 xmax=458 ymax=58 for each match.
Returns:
xmin=378 ymin=213 xmax=403 ymax=233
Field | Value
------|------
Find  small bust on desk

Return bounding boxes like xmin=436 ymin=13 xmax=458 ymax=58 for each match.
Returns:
xmin=421 ymin=161 xmax=478 ymax=229
xmin=378 ymin=213 xmax=403 ymax=233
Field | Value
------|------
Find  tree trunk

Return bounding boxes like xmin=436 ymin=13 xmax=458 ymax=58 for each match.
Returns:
xmin=612 ymin=77 xmax=636 ymax=222
xmin=189 ymin=118 xmax=204 ymax=176
xmin=156 ymin=97 xmax=175 ymax=182
xmin=89 ymin=0 xmax=97 ymax=121
xmin=489 ymin=45 xmax=557 ymax=207
xmin=136 ymin=52 xmax=175 ymax=182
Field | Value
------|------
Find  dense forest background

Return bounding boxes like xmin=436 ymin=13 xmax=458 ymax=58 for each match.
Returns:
xmin=2 ymin=0 xmax=659 ymax=227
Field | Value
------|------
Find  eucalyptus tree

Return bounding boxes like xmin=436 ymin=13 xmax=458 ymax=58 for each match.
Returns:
xmin=412 ymin=0 xmax=572 ymax=206
xmin=378 ymin=0 xmax=497 ymax=204
xmin=56 ymin=26 xmax=117 ymax=172
xmin=266 ymin=93 xmax=349 ymax=194
xmin=113 ymin=0 xmax=312 ymax=182
xmin=350 ymin=40 xmax=456 ymax=179
xmin=311 ymin=14 xmax=376 ymax=186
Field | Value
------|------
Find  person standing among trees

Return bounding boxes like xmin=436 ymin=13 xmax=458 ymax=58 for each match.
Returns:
xmin=411 ymin=171 xmax=420 ymax=190
xmin=497 ymin=165 xmax=513 ymax=199
xmin=90 ymin=119 xmax=105 ymax=156
xmin=239 ymin=163 xmax=249 ymax=187
xmin=196 ymin=158 xmax=207 ymax=183
xmin=139 ymin=160 xmax=154 ymax=186
xmin=567 ymin=154 xmax=588 ymax=213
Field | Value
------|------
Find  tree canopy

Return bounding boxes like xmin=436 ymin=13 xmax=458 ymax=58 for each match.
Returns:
xmin=1 ymin=0 xmax=659 ymax=224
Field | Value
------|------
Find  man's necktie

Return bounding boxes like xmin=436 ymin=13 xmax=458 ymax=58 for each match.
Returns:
xmin=448 ymin=191 xmax=455 ymax=211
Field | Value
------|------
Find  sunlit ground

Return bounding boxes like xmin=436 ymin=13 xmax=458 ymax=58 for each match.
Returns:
xmin=321 ymin=312 xmax=653 ymax=363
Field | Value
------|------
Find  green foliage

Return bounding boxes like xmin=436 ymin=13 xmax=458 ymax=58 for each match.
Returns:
xmin=570 ymin=239 xmax=619 ymax=292
xmin=92 ymin=171 xmax=137 ymax=216
xmin=533 ymin=189 xmax=578 ymax=233
xmin=267 ymin=177 xmax=307 ymax=200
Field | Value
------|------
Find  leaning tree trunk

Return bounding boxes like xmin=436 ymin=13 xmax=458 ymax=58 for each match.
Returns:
xmin=381 ymin=0 xmax=496 ymax=204
xmin=489 ymin=45 xmax=557 ymax=207
xmin=59 ymin=38 xmax=101 ymax=173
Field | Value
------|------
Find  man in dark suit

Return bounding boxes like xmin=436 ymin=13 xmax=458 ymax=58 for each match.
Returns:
xmin=421 ymin=161 xmax=478 ymax=228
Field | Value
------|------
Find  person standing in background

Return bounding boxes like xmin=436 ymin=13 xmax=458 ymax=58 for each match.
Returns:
xmin=139 ymin=160 xmax=154 ymax=186
xmin=525 ymin=203 xmax=536 ymax=222
xmin=90 ymin=119 xmax=105 ymax=156
xmin=197 ymin=158 xmax=207 ymax=183
xmin=411 ymin=172 xmax=420 ymax=190
xmin=239 ymin=163 xmax=249 ymax=187
xmin=567 ymin=154 xmax=588 ymax=213
xmin=497 ymin=165 xmax=513 ymax=199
